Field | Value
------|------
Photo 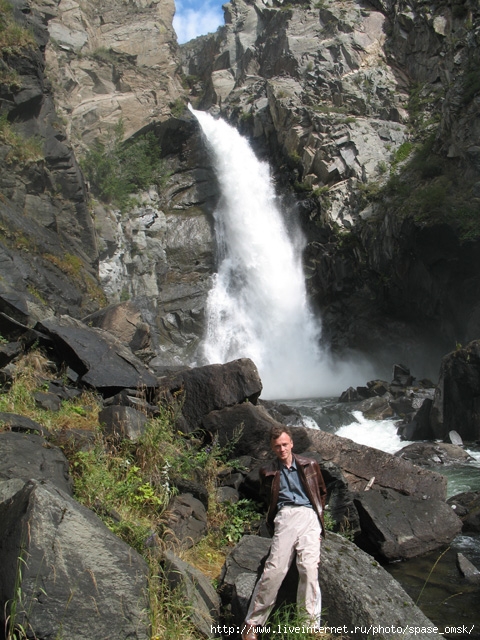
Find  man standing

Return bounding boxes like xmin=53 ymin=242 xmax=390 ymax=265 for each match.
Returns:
xmin=241 ymin=425 xmax=327 ymax=640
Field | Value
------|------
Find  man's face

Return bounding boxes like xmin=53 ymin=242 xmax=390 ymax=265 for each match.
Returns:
xmin=271 ymin=432 xmax=294 ymax=465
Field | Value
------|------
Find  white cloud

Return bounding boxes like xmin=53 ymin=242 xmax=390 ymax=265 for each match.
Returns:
xmin=173 ymin=0 xmax=224 ymax=44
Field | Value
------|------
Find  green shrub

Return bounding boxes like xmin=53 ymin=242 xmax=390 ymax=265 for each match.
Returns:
xmin=80 ymin=120 xmax=169 ymax=208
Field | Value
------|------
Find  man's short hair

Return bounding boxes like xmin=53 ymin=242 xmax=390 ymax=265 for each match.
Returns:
xmin=270 ymin=424 xmax=293 ymax=441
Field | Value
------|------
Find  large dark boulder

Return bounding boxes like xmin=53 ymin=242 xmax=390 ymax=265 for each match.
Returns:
xmin=0 ymin=431 xmax=72 ymax=494
xmin=157 ymin=358 xmax=262 ymax=433
xmin=430 ymin=340 xmax=480 ymax=442
xmin=37 ymin=315 xmax=158 ymax=392
xmin=307 ymin=429 xmax=447 ymax=500
xmin=222 ymin=534 xmax=442 ymax=640
xmin=0 ymin=479 xmax=149 ymax=640
xmin=397 ymin=397 xmax=435 ymax=441
xmin=354 ymin=487 xmax=463 ymax=561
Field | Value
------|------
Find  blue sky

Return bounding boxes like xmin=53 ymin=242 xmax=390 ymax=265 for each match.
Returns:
xmin=173 ymin=0 xmax=225 ymax=44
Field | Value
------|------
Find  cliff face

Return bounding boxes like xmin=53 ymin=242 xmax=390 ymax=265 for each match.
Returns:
xmin=0 ymin=0 xmax=101 ymax=324
xmin=1 ymin=0 xmax=479 ymax=375
xmin=179 ymin=0 xmax=480 ymax=374
xmin=41 ymin=0 xmax=182 ymax=149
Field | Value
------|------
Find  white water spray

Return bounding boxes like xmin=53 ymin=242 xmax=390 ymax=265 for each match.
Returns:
xmin=190 ymin=106 xmax=369 ymax=399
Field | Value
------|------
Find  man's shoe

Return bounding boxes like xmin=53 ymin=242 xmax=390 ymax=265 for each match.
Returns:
xmin=241 ymin=623 xmax=258 ymax=640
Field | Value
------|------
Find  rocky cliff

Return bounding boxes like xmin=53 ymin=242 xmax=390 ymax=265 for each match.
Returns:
xmin=1 ymin=0 xmax=479 ymax=378
xmin=179 ymin=0 xmax=480 ymax=375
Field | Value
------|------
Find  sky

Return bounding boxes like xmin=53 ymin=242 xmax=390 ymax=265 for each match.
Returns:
xmin=173 ymin=0 xmax=225 ymax=44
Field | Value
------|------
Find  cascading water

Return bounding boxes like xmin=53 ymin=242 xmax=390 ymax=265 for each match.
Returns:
xmin=190 ymin=105 xmax=369 ymax=399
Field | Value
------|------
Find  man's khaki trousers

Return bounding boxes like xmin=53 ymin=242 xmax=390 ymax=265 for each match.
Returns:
xmin=245 ymin=505 xmax=322 ymax=628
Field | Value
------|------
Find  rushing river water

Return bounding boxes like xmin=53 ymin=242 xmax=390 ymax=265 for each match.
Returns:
xmin=284 ymin=397 xmax=480 ymax=639
xmin=189 ymin=105 xmax=374 ymax=399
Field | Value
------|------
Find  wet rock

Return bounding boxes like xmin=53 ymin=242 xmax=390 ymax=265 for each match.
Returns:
xmin=430 ymin=340 xmax=480 ymax=442
xmin=356 ymin=394 xmax=394 ymax=419
xmin=395 ymin=442 xmax=474 ymax=467
xmin=448 ymin=492 xmax=480 ymax=533
xmin=457 ymin=553 xmax=480 ymax=583
xmin=397 ymin=397 xmax=434 ymax=441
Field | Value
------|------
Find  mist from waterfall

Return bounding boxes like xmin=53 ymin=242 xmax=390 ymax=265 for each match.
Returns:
xmin=190 ymin=106 xmax=370 ymax=399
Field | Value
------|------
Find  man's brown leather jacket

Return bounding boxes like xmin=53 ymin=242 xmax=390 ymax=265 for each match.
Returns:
xmin=259 ymin=453 xmax=327 ymax=537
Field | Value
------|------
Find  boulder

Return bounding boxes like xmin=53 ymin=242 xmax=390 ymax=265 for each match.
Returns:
xmin=98 ymin=405 xmax=148 ymax=442
xmin=164 ymin=493 xmax=208 ymax=549
xmin=83 ymin=301 xmax=151 ymax=353
xmin=0 ymin=340 xmax=23 ymax=368
xmin=430 ymin=341 xmax=480 ymax=442
xmin=34 ymin=390 xmax=62 ymax=411
xmin=37 ymin=315 xmax=158 ymax=392
xmin=222 ymin=533 xmax=442 ymax=640
xmin=216 ymin=486 xmax=240 ymax=504
xmin=204 ymin=403 xmax=275 ymax=456
xmin=447 ymin=491 xmax=480 ymax=532
xmin=307 ymin=429 xmax=447 ymax=500
xmin=163 ymin=550 xmax=221 ymax=638
xmin=457 ymin=553 xmax=480 ymax=583
xmin=158 ymin=358 xmax=263 ymax=433
xmin=0 ymin=412 xmax=45 ymax=436
xmin=0 ymin=479 xmax=149 ymax=640
xmin=220 ymin=534 xmax=272 ymax=604
xmin=354 ymin=487 xmax=463 ymax=561
xmin=0 ymin=431 xmax=72 ymax=494
xmin=103 ymin=388 xmax=160 ymax=417
xmin=395 ymin=442 xmax=474 ymax=467
xmin=356 ymin=394 xmax=394 ymax=420
xmin=397 ymin=398 xmax=435 ymax=440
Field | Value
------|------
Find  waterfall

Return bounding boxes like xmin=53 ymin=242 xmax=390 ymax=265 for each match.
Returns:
xmin=190 ymin=106 xmax=368 ymax=399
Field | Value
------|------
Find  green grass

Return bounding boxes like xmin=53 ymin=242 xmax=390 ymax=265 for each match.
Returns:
xmin=0 ymin=0 xmax=36 ymax=54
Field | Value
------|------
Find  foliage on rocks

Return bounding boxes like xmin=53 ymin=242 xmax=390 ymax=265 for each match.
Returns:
xmin=80 ymin=120 xmax=169 ymax=209
xmin=0 ymin=0 xmax=35 ymax=53
xmin=0 ymin=114 xmax=43 ymax=165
